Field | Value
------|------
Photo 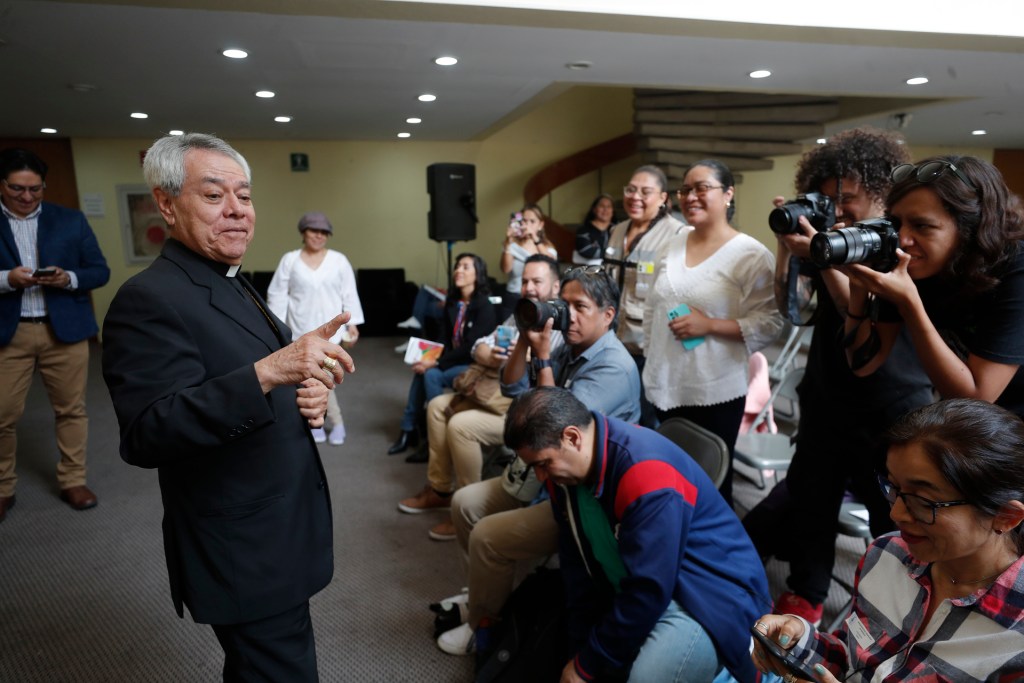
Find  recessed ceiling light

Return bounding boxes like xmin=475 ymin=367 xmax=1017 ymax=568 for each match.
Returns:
xmin=406 ymin=117 xmax=422 ymax=124
xmin=434 ymin=56 xmax=458 ymax=66
xmin=816 ymin=138 xmax=827 ymax=144
xmin=169 ymin=130 xmax=184 ymax=136
xmin=749 ymin=70 xmax=772 ymax=79
xmin=972 ymin=129 xmax=988 ymax=135
xmin=397 ymin=132 xmax=411 ymax=138
xmin=418 ymin=94 xmax=437 ymax=102
xmin=40 ymin=127 xmax=57 ymax=134
xmin=566 ymin=61 xmax=592 ymax=70
xmin=130 ymin=112 xmax=148 ymax=119
xmin=222 ymin=48 xmax=248 ymax=59
xmin=255 ymin=90 xmax=275 ymax=98
xmin=274 ymin=116 xmax=292 ymax=123
xmin=906 ymin=76 xmax=929 ymax=85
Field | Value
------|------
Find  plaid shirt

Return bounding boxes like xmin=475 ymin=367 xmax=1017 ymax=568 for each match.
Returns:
xmin=791 ymin=532 xmax=1024 ymax=682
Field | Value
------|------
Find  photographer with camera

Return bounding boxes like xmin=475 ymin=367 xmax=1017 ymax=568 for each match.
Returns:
xmin=428 ymin=267 xmax=640 ymax=657
xmin=742 ymin=129 xmax=933 ymax=626
xmin=842 ymin=155 xmax=1024 ymax=414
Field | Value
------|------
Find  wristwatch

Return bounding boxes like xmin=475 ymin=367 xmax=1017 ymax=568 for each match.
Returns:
xmin=532 ymin=357 xmax=552 ymax=372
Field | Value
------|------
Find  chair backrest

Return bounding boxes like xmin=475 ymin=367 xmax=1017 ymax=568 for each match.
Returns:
xmin=748 ymin=366 xmax=805 ymax=434
xmin=657 ymin=417 xmax=730 ymax=488
xmin=769 ymin=325 xmax=813 ymax=384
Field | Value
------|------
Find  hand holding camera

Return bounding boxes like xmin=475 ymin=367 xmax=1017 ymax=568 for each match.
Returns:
xmin=507 ymin=212 xmax=525 ymax=240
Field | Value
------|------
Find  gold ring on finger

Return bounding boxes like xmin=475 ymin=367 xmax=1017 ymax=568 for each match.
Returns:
xmin=322 ymin=356 xmax=337 ymax=372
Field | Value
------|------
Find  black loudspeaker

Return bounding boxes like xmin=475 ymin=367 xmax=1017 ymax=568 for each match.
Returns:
xmin=427 ymin=163 xmax=477 ymax=242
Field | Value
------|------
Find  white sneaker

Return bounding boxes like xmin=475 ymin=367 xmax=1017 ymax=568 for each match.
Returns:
xmin=397 ymin=316 xmax=422 ymax=330
xmin=395 ymin=341 xmax=409 ymax=354
xmin=328 ymin=424 xmax=346 ymax=446
xmin=437 ymin=622 xmax=475 ymax=656
xmin=311 ymin=428 xmax=327 ymax=444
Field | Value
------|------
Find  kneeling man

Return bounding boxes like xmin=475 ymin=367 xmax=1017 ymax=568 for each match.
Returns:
xmin=505 ymin=387 xmax=769 ymax=683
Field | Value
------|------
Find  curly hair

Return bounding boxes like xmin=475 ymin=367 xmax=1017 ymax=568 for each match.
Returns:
xmin=794 ymin=128 xmax=910 ymax=201
xmin=886 ymin=155 xmax=1024 ymax=296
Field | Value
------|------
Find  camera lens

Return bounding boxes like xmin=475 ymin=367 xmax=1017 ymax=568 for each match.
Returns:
xmin=810 ymin=228 xmax=882 ymax=268
xmin=768 ymin=206 xmax=798 ymax=234
xmin=514 ymin=299 xmax=542 ymax=330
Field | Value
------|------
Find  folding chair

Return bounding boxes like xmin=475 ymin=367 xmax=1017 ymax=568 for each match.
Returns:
xmin=657 ymin=417 xmax=730 ymax=488
xmin=733 ymin=367 xmax=804 ymax=489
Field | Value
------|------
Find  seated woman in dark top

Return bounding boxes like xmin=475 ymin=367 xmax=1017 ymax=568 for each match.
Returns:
xmin=572 ymin=193 xmax=615 ymax=265
xmin=842 ymin=155 xmax=1024 ymax=415
xmin=388 ymin=253 xmax=497 ymax=458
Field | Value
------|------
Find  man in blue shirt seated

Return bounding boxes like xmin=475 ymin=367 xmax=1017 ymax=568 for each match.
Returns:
xmin=506 ymin=386 xmax=770 ymax=683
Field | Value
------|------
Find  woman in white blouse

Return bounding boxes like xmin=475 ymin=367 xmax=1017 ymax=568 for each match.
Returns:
xmin=642 ymin=160 xmax=783 ymax=503
xmin=498 ymin=203 xmax=558 ymax=319
xmin=267 ymin=212 xmax=364 ymax=446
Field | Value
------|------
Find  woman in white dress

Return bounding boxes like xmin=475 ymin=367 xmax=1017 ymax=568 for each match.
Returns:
xmin=267 ymin=212 xmax=364 ymax=446
xmin=642 ymin=160 xmax=783 ymax=503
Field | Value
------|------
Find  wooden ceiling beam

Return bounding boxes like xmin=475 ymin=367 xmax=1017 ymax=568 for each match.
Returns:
xmin=634 ymin=92 xmax=838 ymax=110
xmin=638 ymin=136 xmax=802 ymax=156
xmin=635 ymin=122 xmax=824 ymax=141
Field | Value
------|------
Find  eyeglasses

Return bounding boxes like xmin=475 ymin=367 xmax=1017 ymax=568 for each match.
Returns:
xmin=877 ymin=475 xmax=970 ymax=525
xmin=623 ymin=185 xmax=662 ymax=198
xmin=565 ymin=265 xmax=604 ymax=278
xmin=676 ymin=183 xmax=724 ymax=198
xmin=891 ymin=161 xmax=978 ymax=194
xmin=2 ymin=179 xmax=45 ymax=195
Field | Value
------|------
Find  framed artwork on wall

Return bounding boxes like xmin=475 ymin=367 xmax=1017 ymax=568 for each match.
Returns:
xmin=117 ymin=184 xmax=167 ymax=264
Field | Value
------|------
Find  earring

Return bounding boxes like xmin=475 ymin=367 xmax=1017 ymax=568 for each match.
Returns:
xmin=995 ymin=528 xmax=1005 ymax=535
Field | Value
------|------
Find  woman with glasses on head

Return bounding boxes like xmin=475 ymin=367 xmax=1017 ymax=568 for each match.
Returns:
xmin=843 ymin=155 xmax=1024 ymax=415
xmin=388 ymin=253 xmax=497 ymax=460
xmin=605 ymin=165 xmax=686 ymax=425
xmin=499 ymin=203 xmax=558 ymax=319
xmin=572 ymin=193 xmax=615 ymax=265
xmin=752 ymin=398 xmax=1024 ymax=682
xmin=642 ymin=159 xmax=783 ymax=504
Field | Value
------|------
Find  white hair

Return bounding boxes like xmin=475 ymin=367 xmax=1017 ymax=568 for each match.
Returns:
xmin=142 ymin=133 xmax=251 ymax=196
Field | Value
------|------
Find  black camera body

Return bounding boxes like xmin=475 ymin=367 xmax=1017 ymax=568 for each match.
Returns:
xmin=514 ymin=298 xmax=571 ymax=332
xmin=809 ymin=217 xmax=901 ymax=273
xmin=769 ymin=192 xmax=837 ymax=235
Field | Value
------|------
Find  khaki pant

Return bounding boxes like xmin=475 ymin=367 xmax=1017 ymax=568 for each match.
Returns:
xmin=451 ymin=477 xmax=558 ymax=628
xmin=425 ymin=393 xmax=505 ymax=494
xmin=0 ymin=322 xmax=90 ymax=496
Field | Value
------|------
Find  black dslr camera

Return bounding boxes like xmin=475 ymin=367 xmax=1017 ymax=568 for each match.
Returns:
xmin=768 ymin=192 xmax=837 ymax=235
xmin=809 ymin=217 xmax=901 ymax=273
xmin=514 ymin=298 xmax=571 ymax=332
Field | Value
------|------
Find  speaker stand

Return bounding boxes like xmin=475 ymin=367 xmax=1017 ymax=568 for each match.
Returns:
xmin=445 ymin=240 xmax=455 ymax=292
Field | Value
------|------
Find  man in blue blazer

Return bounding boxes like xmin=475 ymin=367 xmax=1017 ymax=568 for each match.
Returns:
xmin=0 ymin=148 xmax=110 ymax=522
xmin=102 ymin=133 xmax=354 ymax=682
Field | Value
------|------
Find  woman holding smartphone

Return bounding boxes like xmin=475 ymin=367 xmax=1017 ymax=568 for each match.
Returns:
xmin=642 ymin=159 xmax=782 ymax=503
xmin=842 ymin=155 xmax=1024 ymax=414
xmin=499 ymin=203 xmax=557 ymax=319
xmin=752 ymin=399 xmax=1024 ymax=682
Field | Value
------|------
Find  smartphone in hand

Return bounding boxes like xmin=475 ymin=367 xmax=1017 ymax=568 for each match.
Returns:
xmin=750 ymin=626 xmax=818 ymax=680
xmin=33 ymin=268 xmax=57 ymax=277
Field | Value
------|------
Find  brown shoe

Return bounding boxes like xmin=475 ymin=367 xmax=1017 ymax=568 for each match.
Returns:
xmin=0 ymin=495 xmax=15 ymax=523
xmin=397 ymin=484 xmax=451 ymax=515
xmin=60 ymin=485 xmax=98 ymax=511
xmin=429 ymin=519 xmax=457 ymax=541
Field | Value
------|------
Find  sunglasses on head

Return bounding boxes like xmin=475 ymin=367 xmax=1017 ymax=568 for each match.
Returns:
xmin=891 ymin=160 xmax=978 ymax=195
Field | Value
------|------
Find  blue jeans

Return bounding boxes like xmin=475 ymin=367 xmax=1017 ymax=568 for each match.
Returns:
xmin=411 ymin=286 xmax=445 ymax=326
xmin=627 ymin=600 xmax=726 ymax=683
xmin=399 ymin=365 xmax=469 ymax=432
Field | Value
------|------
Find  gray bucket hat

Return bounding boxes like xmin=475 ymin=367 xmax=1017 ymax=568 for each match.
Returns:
xmin=298 ymin=211 xmax=333 ymax=235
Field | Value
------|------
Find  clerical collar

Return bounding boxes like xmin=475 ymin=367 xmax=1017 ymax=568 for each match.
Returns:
xmin=226 ymin=265 xmax=240 ymax=278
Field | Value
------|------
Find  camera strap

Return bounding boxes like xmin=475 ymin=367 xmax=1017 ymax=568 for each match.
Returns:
xmin=782 ymin=255 xmax=819 ymax=326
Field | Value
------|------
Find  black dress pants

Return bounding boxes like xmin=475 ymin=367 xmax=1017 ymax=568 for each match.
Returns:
xmin=212 ymin=601 xmax=318 ymax=683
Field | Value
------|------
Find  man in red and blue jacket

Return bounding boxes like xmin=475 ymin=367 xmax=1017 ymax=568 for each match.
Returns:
xmin=504 ymin=386 xmax=770 ymax=683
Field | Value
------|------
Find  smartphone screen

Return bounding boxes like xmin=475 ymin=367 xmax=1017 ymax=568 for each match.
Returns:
xmin=33 ymin=268 xmax=56 ymax=277
xmin=749 ymin=626 xmax=818 ymax=680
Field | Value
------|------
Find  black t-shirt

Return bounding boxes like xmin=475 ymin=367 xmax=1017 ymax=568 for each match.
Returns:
xmin=574 ymin=222 xmax=610 ymax=262
xmin=896 ymin=248 xmax=1024 ymax=416
xmin=799 ymin=267 xmax=933 ymax=426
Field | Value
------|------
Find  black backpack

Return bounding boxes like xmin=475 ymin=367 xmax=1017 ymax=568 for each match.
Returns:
xmin=474 ymin=566 xmax=567 ymax=683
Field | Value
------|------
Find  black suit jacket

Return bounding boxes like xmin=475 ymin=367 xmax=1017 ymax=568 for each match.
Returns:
xmin=101 ymin=239 xmax=333 ymax=625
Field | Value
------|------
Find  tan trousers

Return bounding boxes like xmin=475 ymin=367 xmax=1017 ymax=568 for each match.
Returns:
xmin=425 ymin=393 xmax=505 ymax=494
xmin=0 ymin=321 xmax=90 ymax=496
xmin=451 ymin=476 xmax=559 ymax=628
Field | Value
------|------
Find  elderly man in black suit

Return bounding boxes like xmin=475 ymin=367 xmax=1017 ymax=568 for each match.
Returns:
xmin=102 ymin=133 xmax=353 ymax=682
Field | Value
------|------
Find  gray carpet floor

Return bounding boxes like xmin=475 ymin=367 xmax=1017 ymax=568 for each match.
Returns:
xmin=0 ymin=334 xmax=862 ymax=682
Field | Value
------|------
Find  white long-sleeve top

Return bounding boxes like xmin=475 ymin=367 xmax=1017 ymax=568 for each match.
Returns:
xmin=641 ymin=229 xmax=783 ymax=409
xmin=266 ymin=249 xmax=365 ymax=344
